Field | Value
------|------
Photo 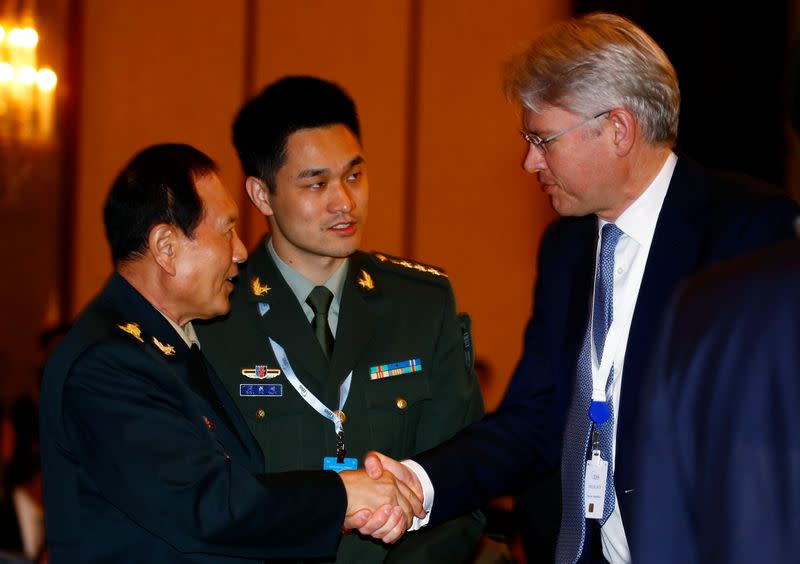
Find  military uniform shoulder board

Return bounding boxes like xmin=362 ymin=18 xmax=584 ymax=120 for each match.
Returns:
xmin=367 ymin=251 xmax=449 ymax=285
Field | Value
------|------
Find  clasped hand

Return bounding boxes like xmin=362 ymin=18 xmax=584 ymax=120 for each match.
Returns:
xmin=339 ymin=452 xmax=425 ymax=544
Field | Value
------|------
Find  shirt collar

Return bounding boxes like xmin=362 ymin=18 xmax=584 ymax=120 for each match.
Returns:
xmin=161 ymin=314 xmax=198 ymax=348
xmin=601 ymin=151 xmax=677 ymax=245
xmin=267 ymin=238 xmax=348 ymax=307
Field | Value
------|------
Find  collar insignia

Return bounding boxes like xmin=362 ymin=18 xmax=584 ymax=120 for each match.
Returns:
xmin=251 ymin=277 xmax=271 ymax=297
xmin=152 ymin=336 xmax=176 ymax=356
xmin=357 ymin=269 xmax=375 ymax=291
xmin=117 ymin=322 xmax=144 ymax=343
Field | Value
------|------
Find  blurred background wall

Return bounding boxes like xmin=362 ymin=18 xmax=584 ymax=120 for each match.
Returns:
xmin=1 ymin=0 xmax=798 ymax=411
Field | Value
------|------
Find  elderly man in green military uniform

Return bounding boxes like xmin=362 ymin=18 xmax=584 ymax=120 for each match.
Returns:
xmin=196 ymin=76 xmax=485 ymax=563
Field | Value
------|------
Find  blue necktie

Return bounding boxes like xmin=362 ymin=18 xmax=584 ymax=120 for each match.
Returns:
xmin=556 ymin=223 xmax=623 ymax=564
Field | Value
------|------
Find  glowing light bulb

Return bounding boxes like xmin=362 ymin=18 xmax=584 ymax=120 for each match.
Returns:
xmin=36 ymin=68 xmax=56 ymax=91
xmin=23 ymin=27 xmax=38 ymax=48
xmin=17 ymin=65 xmax=37 ymax=84
xmin=8 ymin=27 xmax=23 ymax=46
xmin=8 ymin=27 xmax=38 ymax=48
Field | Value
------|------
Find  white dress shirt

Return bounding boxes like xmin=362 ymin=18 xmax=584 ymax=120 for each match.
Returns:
xmin=596 ymin=152 xmax=676 ymax=563
xmin=406 ymin=153 xmax=678 ymax=563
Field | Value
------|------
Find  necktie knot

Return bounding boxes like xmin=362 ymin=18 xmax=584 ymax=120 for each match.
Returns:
xmin=599 ymin=223 xmax=623 ymax=263
xmin=306 ymin=286 xmax=334 ymax=316
xmin=306 ymin=286 xmax=334 ymax=359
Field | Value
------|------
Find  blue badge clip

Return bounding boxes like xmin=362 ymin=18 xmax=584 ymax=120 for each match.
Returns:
xmin=588 ymin=400 xmax=611 ymax=424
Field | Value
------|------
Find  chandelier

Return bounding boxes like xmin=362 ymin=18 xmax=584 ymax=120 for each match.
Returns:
xmin=0 ymin=2 xmax=57 ymax=145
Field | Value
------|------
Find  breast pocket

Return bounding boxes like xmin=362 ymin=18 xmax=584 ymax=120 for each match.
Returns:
xmin=363 ymin=375 xmax=432 ymax=457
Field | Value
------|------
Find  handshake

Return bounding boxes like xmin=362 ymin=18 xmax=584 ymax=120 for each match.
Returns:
xmin=338 ymin=452 xmax=425 ymax=544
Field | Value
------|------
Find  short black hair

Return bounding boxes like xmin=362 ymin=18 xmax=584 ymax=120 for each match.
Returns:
xmin=103 ymin=143 xmax=218 ymax=266
xmin=232 ymin=75 xmax=361 ymax=191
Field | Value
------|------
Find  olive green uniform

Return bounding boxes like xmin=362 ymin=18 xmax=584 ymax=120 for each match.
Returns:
xmin=197 ymin=238 xmax=485 ymax=563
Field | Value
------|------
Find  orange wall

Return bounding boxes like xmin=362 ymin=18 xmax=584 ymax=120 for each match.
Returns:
xmin=71 ymin=0 xmax=567 ymax=408
xmin=74 ymin=0 xmax=248 ymax=305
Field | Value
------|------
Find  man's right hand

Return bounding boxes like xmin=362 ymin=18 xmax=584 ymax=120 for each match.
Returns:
xmin=363 ymin=451 xmax=423 ymax=502
xmin=338 ymin=467 xmax=424 ymax=544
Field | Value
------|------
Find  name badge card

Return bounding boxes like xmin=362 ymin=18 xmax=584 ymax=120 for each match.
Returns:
xmin=323 ymin=457 xmax=358 ymax=472
xmin=585 ymin=450 xmax=608 ymax=519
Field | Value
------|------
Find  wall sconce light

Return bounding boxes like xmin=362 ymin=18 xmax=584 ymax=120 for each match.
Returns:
xmin=0 ymin=7 xmax=58 ymax=145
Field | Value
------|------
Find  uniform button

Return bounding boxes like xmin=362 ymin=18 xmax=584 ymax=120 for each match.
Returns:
xmin=256 ymin=408 xmax=266 ymax=419
xmin=396 ymin=397 xmax=408 ymax=410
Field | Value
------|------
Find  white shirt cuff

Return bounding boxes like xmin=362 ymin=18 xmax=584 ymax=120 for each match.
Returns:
xmin=401 ymin=459 xmax=433 ymax=530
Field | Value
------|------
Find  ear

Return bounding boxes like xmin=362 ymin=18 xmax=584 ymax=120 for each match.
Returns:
xmin=148 ymin=223 xmax=180 ymax=276
xmin=608 ymin=108 xmax=636 ymax=156
xmin=245 ymin=176 xmax=275 ymax=217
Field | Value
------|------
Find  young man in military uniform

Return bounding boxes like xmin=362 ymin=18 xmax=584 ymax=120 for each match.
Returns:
xmin=196 ymin=76 xmax=485 ymax=563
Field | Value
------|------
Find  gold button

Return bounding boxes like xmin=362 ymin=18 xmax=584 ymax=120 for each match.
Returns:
xmin=255 ymin=409 xmax=266 ymax=419
xmin=396 ymin=398 xmax=407 ymax=410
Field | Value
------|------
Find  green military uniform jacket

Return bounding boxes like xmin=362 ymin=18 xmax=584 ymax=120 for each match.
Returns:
xmin=197 ymin=237 xmax=485 ymax=563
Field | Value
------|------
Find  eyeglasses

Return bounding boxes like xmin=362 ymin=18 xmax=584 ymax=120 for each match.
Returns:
xmin=520 ymin=110 xmax=611 ymax=155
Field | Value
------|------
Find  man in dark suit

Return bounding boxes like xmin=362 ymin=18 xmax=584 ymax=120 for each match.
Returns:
xmin=39 ymin=144 xmax=422 ymax=563
xmin=364 ymin=12 xmax=800 ymax=564
xmin=196 ymin=76 xmax=485 ymax=563
xmin=631 ymin=238 xmax=800 ymax=563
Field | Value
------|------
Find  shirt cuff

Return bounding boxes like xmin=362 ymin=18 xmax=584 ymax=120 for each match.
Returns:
xmin=401 ymin=459 xmax=433 ymax=530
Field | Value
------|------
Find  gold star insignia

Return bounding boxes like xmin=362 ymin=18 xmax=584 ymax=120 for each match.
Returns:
xmin=152 ymin=336 xmax=176 ymax=356
xmin=357 ymin=269 xmax=374 ymax=291
xmin=117 ymin=322 xmax=144 ymax=343
xmin=371 ymin=252 xmax=448 ymax=278
xmin=251 ymin=277 xmax=271 ymax=297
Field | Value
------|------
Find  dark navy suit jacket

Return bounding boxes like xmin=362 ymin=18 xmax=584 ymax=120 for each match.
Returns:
xmin=631 ymin=239 xmax=800 ymax=563
xmin=40 ymin=274 xmax=346 ymax=563
xmin=414 ymin=157 xmax=799 ymax=543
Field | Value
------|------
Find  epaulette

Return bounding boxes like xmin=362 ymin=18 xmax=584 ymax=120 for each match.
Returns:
xmin=366 ymin=251 xmax=449 ymax=285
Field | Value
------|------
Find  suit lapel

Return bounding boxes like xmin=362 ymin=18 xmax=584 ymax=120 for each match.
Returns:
xmin=616 ymin=158 xmax=711 ymax=492
xmin=245 ymin=243 xmax=330 ymax=387
xmin=106 ymin=274 xmax=258 ymax=461
xmin=330 ymin=254 xmax=380 ymax=385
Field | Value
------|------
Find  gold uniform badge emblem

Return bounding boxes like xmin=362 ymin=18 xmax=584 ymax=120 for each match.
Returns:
xmin=152 ymin=336 xmax=176 ymax=356
xmin=357 ymin=269 xmax=374 ymax=291
xmin=117 ymin=322 xmax=144 ymax=343
xmin=251 ymin=277 xmax=271 ymax=297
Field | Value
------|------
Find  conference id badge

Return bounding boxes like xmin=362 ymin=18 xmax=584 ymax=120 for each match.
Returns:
xmin=323 ymin=456 xmax=358 ymax=473
xmin=584 ymin=450 xmax=608 ymax=519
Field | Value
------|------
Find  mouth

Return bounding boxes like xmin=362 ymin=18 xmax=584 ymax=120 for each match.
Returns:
xmin=328 ymin=221 xmax=358 ymax=236
xmin=538 ymin=177 xmax=558 ymax=193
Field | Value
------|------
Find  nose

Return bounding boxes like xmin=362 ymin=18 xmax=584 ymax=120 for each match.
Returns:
xmin=328 ymin=181 xmax=356 ymax=214
xmin=231 ymin=229 xmax=248 ymax=264
xmin=522 ymin=144 xmax=547 ymax=174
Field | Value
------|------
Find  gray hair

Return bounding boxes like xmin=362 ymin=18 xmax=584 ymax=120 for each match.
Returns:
xmin=504 ymin=12 xmax=680 ymax=146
